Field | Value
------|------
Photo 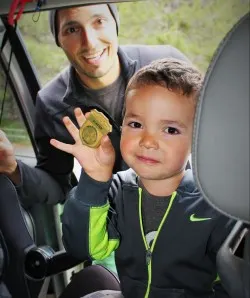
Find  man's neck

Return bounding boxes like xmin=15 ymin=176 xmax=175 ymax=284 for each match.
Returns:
xmin=140 ymin=171 xmax=185 ymax=197
xmin=78 ymin=56 xmax=121 ymax=90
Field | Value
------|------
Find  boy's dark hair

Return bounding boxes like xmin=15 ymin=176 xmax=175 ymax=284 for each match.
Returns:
xmin=124 ymin=58 xmax=203 ymax=107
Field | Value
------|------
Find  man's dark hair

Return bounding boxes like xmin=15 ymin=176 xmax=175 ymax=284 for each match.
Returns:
xmin=124 ymin=58 xmax=203 ymax=105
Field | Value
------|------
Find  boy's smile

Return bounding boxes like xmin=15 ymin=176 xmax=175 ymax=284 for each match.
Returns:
xmin=136 ymin=155 xmax=160 ymax=164
xmin=121 ymin=84 xmax=196 ymax=193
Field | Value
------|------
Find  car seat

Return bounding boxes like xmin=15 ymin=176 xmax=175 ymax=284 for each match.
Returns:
xmin=192 ymin=12 xmax=249 ymax=298
xmin=0 ymin=174 xmax=84 ymax=298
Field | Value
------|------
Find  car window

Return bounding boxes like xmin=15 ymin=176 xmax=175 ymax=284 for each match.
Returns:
xmin=0 ymin=68 xmax=36 ymax=167
xmin=16 ymin=0 xmax=248 ymax=177
xmin=9 ymin=0 xmax=246 ymax=181
xmin=17 ymin=0 xmax=249 ymax=87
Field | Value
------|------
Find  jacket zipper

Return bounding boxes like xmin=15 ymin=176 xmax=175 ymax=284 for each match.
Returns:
xmin=138 ymin=188 xmax=177 ymax=298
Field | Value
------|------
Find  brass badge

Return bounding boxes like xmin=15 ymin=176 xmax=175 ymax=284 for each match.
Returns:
xmin=79 ymin=109 xmax=112 ymax=148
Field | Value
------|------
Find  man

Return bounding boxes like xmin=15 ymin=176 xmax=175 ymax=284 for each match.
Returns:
xmin=0 ymin=3 xmax=188 ymax=295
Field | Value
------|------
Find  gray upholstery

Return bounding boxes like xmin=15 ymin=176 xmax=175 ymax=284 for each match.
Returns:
xmin=0 ymin=174 xmax=43 ymax=298
xmin=192 ymin=12 xmax=250 ymax=224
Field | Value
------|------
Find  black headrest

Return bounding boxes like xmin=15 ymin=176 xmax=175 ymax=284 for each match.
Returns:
xmin=192 ymin=13 xmax=249 ymax=224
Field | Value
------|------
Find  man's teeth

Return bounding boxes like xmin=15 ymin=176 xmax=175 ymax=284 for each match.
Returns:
xmin=85 ymin=50 xmax=104 ymax=59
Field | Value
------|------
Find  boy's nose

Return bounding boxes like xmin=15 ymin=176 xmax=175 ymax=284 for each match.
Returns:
xmin=139 ymin=133 xmax=158 ymax=150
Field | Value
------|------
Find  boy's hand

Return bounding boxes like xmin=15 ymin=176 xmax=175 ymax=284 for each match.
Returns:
xmin=50 ymin=108 xmax=115 ymax=182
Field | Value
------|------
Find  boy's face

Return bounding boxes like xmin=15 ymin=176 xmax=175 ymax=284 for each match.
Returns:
xmin=121 ymin=85 xmax=195 ymax=182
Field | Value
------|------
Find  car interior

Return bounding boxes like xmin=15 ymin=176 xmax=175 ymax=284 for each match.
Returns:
xmin=192 ymin=11 xmax=249 ymax=298
xmin=0 ymin=0 xmax=249 ymax=298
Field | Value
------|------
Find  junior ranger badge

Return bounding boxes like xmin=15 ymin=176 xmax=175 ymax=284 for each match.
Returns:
xmin=79 ymin=109 xmax=112 ymax=148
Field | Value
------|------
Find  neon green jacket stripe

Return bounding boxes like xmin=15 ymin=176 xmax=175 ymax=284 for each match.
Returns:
xmin=89 ymin=203 xmax=119 ymax=260
xmin=139 ymin=188 xmax=177 ymax=298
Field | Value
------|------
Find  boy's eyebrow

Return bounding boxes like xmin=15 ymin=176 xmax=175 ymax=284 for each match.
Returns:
xmin=124 ymin=114 xmax=187 ymax=128
xmin=124 ymin=112 xmax=140 ymax=118
xmin=160 ymin=120 xmax=187 ymax=129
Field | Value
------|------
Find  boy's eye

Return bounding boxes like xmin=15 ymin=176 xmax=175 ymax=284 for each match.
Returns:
xmin=128 ymin=121 xmax=142 ymax=129
xmin=165 ymin=127 xmax=179 ymax=135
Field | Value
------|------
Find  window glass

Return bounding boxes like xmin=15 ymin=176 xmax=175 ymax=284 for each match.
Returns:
xmin=16 ymin=0 xmax=248 ymax=176
xmin=17 ymin=0 xmax=249 ymax=86
xmin=0 ymin=68 xmax=36 ymax=166
xmin=18 ymin=12 xmax=68 ymax=86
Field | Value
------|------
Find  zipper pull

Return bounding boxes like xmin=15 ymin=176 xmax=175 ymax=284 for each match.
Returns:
xmin=146 ymin=249 xmax=152 ymax=265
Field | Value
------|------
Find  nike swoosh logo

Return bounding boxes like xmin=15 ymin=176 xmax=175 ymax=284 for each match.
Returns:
xmin=190 ymin=213 xmax=212 ymax=222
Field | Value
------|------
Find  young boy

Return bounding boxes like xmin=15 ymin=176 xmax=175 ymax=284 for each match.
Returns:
xmin=50 ymin=58 xmax=233 ymax=297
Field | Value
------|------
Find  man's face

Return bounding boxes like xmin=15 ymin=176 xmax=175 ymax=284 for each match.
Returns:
xmin=57 ymin=5 xmax=119 ymax=82
xmin=121 ymin=85 xmax=195 ymax=183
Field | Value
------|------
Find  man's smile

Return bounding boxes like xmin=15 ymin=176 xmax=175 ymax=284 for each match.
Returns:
xmin=81 ymin=48 xmax=107 ymax=65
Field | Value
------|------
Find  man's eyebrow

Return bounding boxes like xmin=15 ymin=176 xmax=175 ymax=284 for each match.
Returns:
xmin=61 ymin=14 xmax=107 ymax=30
xmin=84 ymin=14 xmax=108 ymax=24
xmin=61 ymin=20 xmax=79 ymax=30
xmin=89 ymin=13 xmax=107 ymax=20
xmin=160 ymin=120 xmax=187 ymax=128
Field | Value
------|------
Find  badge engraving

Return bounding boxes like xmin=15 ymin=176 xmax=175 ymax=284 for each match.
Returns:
xmin=81 ymin=126 xmax=98 ymax=146
xmin=79 ymin=109 xmax=112 ymax=148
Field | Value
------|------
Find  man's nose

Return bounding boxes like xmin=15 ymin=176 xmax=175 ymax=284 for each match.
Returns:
xmin=81 ymin=28 xmax=98 ymax=49
xmin=139 ymin=132 xmax=159 ymax=150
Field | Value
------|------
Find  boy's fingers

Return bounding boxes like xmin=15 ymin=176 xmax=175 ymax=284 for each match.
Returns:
xmin=74 ymin=108 xmax=86 ymax=128
xmin=50 ymin=139 xmax=73 ymax=154
xmin=63 ymin=116 xmax=80 ymax=142
xmin=100 ymin=135 xmax=114 ymax=154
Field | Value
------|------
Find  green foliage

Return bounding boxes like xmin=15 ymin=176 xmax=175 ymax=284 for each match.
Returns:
xmin=0 ymin=120 xmax=31 ymax=143
xmin=17 ymin=0 xmax=249 ymax=83
xmin=18 ymin=12 xmax=68 ymax=85
xmin=117 ymin=0 xmax=249 ymax=72
xmin=23 ymin=38 xmax=67 ymax=83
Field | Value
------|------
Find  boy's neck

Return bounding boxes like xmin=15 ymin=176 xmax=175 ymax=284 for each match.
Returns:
xmin=139 ymin=171 xmax=185 ymax=197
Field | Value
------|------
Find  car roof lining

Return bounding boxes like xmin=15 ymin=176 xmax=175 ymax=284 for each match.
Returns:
xmin=0 ymin=0 xmax=137 ymax=16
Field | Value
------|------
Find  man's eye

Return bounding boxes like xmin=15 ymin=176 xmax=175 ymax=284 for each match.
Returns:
xmin=165 ymin=127 xmax=179 ymax=135
xmin=128 ymin=122 xmax=142 ymax=129
xmin=96 ymin=18 xmax=106 ymax=25
xmin=66 ymin=27 xmax=78 ymax=34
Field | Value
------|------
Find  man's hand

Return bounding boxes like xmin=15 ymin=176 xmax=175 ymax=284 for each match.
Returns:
xmin=0 ymin=129 xmax=20 ymax=184
xmin=50 ymin=108 xmax=115 ymax=182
